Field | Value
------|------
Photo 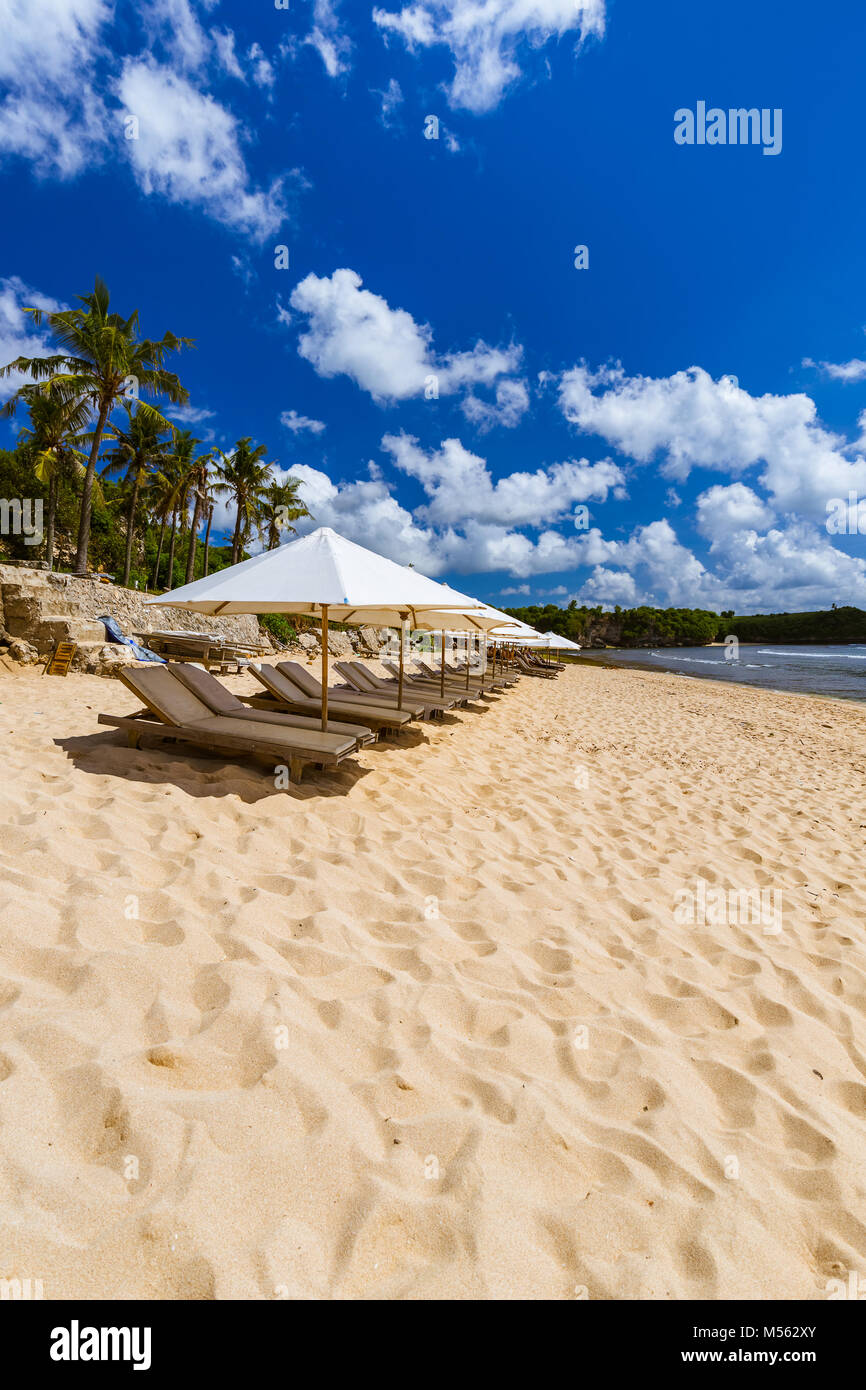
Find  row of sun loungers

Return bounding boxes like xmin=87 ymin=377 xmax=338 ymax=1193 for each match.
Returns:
xmin=99 ymin=649 xmax=563 ymax=782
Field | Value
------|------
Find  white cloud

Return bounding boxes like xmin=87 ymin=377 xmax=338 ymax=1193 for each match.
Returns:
xmin=803 ymin=355 xmax=866 ymax=382
xmin=0 ymin=0 xmax=110 ymax=84
xmin=248 ymin=42 xmax=276 ymax=89
xmin=0 ymin=0 xmax=112 ymax=176
xmin=559 ymin=362 xmax=866 ymax=522
xmin=462 ymin=377 xmax=530 ymax=431
xmin=143 ymin=0 xmax=211 ymax=71
xmin=695 ymin=483 xmax=775 ymax=547
xmin=289 ymin=267 xmax=522 ymax=404
xmin=117 ymin=59 xmax=286 ymax=240
xmin=373 ymin=0 xmax=606 ymax=112
xmin=576 ymin=566 xmax=638 ymax=606
xmin=377 ymin=77 xmax=404 ymax=126
xmin=281 ymin=409 xmax=326 ymax=435
xmin=214 ymin=29 xmax=245 ymax=80
xmin=381 ymin=432 xmax=624 ymax=526
xmin=0 ymin=275 xmax=63 ymax=404
xmin=305 ymin=0 xmax=351 ymax=78
xmin=166 ymin=402 xmax=216 ymax=426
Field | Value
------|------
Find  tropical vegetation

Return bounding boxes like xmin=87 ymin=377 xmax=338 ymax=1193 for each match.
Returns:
xmin=0 ymin=277 xmax=312 ymax=591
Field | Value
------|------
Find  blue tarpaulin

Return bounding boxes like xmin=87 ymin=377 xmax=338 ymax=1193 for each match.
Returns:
xmin=97 ymin=615 xmax=165 ymax=663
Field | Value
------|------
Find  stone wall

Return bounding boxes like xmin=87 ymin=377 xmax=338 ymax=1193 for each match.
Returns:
xmin=0 ymin=564 xmax=394 ymax=676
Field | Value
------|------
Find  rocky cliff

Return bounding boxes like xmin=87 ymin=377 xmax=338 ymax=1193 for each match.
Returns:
xmin=0 ymin=564 xmax=262 ymax=675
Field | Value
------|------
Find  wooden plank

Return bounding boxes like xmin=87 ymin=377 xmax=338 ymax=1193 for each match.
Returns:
xmin=97 ymin=713 xmax=348 ymax=766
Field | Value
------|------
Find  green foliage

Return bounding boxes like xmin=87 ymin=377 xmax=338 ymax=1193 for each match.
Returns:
xmin=259 ymin=613 xmax=298 ymax=644
xmin=725 ymin=607 xmax=866 ymax=644
xmin=503 ymin=602 xmax=725 ymax=647
xmin=503 ymin=602 xmax=866 ymax=647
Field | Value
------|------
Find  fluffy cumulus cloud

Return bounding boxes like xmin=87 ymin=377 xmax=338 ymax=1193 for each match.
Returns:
xmin=0 ymin=275 xmax=63 ymax=403
xmin=381 ymin=432 xmax=623 ymax=526
xmin=117 ymin=60 xmax=286 ymax=240
xmin=462 ymin=377 xmax=530 ymax=431
xmin=558 ymin=362 xmax=866 ymax=522
xmin=564 ymin=515 xmax=866 ymax=613
xmin=289 ymin=268 xmax=523 ymax=409
xmin=695 ymin=483 xmax=776 ymax=547
xmin=275 ymin=454 xmax=618 ymax=580
xmin=372 ymin=0 xmax=606 ymax=112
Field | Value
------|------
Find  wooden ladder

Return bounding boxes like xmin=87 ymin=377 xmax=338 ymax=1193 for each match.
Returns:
xmin=43 ymin=641 xmax=77 ymax=676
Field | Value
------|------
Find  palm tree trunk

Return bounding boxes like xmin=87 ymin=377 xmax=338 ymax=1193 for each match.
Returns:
xmin=74 ymin=397 xmax=110 ymax=576
xmin=203 ymin=505 xmax=213 ymax=576
xmin=45 ymin=471 xmax=57 ymax=572
xmin=154 ymin=517 xmax=167 ymax=588
xmin=231 ymin=495 xmax=243 ymax=565
xmin=122 ymin=467 xmax=141 ymax=588
xmin=166 ymin=509 xmax=178 ymax=590
xmin=185 ymin=492 xmax=203 ymax=584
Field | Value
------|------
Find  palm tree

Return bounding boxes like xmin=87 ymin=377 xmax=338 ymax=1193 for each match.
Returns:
xmin=0 ymin=276 xmax=193 ymax=575
xmin=1 ymin=387 xmax=91 ymax=570
xmin=182 ymin=445 xmax=217 ymax=584
xmin=257 ymin=476 xmax=312 ymax=550
xmin=101 ymin=404 xmax=174 ymax=586
xmin=161 ymin=432 xmax=200 ymax=590
xmin=149 ymin=455 xmax=184 ymax=590
xmin=214 ymin=438 xmax=274 ymax=564
xmin=202 ymin=501 xmax=215 ymax=576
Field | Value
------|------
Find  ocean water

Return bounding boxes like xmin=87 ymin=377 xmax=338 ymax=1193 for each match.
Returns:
xmin=573 ymin=644 xmax=866 ymax=702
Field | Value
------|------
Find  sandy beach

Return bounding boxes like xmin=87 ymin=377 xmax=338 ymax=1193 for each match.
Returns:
xmin=1 ymin=660 xmax=865 ymax=1300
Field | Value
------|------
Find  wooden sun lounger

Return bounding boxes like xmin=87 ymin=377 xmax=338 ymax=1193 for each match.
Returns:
xmin=394 ymin=660 xmax=492 ymax=700
xmin=171 ymin=663 xmax=376 ymax=746
xmin=98 ymin=665 xmax=360 ymax=781
xmin=514 ymin=654 xmax=557 ymax=678
xmin=248 ymin=664 xmax=414 ymax=736
xmin=279 ymin=660 xmax=428 ymax=719
xmin=379 ymin=660 xmax=480 ymax=706
xmin=451 ymin=658 xmax=518 ymax=688
xmin=333 ymin=661 xmax=450 ymax=719
xmin=427 ymin=658 xmax=514 ymax=692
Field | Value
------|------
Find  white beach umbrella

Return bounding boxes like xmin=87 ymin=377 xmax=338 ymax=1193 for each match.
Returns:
xmin=147 ymin=527 xmax=491 ymax=727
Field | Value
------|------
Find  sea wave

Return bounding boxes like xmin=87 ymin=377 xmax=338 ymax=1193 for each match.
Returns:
xmin=757 ymin=650 xmax=866 ymax=660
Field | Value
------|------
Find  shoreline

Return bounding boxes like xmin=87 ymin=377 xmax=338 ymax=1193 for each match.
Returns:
xmin=571 ymin=649 xmax=866 ymax=706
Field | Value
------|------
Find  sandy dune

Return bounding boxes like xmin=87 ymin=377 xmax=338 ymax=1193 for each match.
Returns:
xmin=0 ymin=660 xmax=865 ymax=1299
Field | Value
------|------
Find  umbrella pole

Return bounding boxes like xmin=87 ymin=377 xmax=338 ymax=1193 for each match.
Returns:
xmin=465 ymin=633 xmax=470 ymax=691
xmin=440 ymin=630 xmax=445 ymax=700
xmin=398 ymin=613 xmax=406 ymax=711
xmin=321 ymin=604 xmax=329 ymax=731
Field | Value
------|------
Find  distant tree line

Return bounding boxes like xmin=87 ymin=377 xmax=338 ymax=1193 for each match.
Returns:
xmin=503 ymin=602 xmax=866 ymax=647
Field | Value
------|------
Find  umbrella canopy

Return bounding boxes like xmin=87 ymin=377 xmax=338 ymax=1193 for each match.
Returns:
xmin=513 ymin=630 xmax=581 ymax=650
xmin=147 ymin=527 xmax=486 ymax=627
xmin=538 ymin=630 xmax=581 ymax=651
xmin=147 ymin=526 xmax=496 ymax=728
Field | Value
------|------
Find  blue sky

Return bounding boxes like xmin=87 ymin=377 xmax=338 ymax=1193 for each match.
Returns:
xmin=2 ymin=0 xmax=866 ymax=612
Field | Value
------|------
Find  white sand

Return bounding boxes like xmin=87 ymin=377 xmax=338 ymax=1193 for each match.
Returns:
xmin=0 ymin=660 xmax=864 ymax=1299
